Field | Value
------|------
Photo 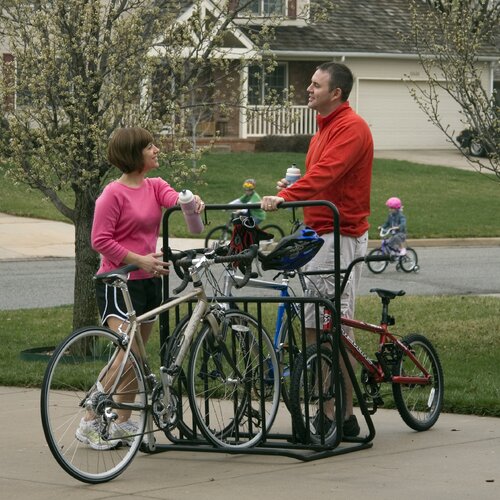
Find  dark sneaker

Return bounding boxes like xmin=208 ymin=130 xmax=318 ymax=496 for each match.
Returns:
xmin=343 ymin=414 xmax=360 ymax=438
xmin=309 ymin=412 xmax=334 ymax=436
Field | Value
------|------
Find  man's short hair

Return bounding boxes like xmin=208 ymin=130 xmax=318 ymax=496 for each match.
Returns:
xmin=316 ymin=62 xmax=354 ymax=101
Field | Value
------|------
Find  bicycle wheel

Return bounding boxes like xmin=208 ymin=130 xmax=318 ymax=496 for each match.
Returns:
xmin=392 ymin=334 xmax=444 ymax=431
xmin=399 ymin=248 xmax=418 ymax=273
xmin=40 ymin=327 xmax=147 ymax=483
xmin=161 ymin=315 xmax=198 ymax=441
xmin=276 ymin=303 xmax=303 ymax=410
xmin=366 ymin=248 xmax=388 ymax=274
xmin=289 ymin=344 xmax=345 ymax=446
xmin=261 ymin=223 xmax=285 ymax=241
xmin=188 ymin=310 xmax=280 ymax=449
xmin=204 ymin=224 xmax=231 ymax=248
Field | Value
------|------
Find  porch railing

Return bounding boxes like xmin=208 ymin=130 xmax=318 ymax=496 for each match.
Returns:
xmin=242 ymin=105 xmax=317 ymax=138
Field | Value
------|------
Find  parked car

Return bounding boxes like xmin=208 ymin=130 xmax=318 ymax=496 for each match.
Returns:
xmin=456 ymin=128 xmax=492 ymax=157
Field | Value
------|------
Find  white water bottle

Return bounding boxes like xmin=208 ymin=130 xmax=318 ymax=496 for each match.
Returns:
xmin=179 ymin=189 xmax=204 ymax=234
xmin=285 ymin=164 xmax=301 ymax=185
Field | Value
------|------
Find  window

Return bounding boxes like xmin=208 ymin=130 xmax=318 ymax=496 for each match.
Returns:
xmin=248 ymin=63 xmax=287 ymax=105
xmin=246 ymin=0 xmax=286 ymax=16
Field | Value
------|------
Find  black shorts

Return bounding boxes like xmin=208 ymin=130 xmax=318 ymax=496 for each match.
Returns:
xmin=95 ymin=278 xmax=163 ymax=326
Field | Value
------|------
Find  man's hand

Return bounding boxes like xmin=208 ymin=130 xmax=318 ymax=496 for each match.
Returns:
xmin=261 ymin=195 xmax=285 ymax=211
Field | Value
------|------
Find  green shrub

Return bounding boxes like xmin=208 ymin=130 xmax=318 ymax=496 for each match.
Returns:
xmin=255 ymin=135 xmax=312 ymax=153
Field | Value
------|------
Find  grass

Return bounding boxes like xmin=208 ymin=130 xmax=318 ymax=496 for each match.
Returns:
xmin=2 ymin=152 xmax=500 ymax=238
xmin=1 ymin=295 xmax=499 ymax=417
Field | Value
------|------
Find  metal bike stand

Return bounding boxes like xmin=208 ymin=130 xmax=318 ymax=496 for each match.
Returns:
xmin=153 ymin=201 xmax=375 ymax=461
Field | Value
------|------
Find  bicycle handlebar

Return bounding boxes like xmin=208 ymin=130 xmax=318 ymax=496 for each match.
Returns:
xmin=170 ymin=245 xmax=258 ymax=294
xmin=300 ymin=252 xmax=392 ymax=297
xmin=379 ymin=226 xmax=398 ymax=238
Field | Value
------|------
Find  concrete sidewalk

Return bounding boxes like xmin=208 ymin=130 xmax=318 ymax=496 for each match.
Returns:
xmin=1 ymin=212 xmax=499 ymax=262
xmin=1 ymin=386 xmax=498 ymax=499
xmin=0 ymin=212 xmax=206 ymax=260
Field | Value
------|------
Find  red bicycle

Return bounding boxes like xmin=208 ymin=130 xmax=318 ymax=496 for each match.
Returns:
xmin=289 ymin=254 xmax=443 ymax=445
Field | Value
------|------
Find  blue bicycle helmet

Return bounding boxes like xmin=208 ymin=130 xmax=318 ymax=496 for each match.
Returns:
xmin=258 ymin=225 xmax=324 ymax=271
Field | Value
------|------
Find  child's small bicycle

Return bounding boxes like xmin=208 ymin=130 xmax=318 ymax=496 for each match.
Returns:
xmin=367 ymin=227 xmax=419 ymax=274
xmin=204 ymin=209 xmax=284 ymax=248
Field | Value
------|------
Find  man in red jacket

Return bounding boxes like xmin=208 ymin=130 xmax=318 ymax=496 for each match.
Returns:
xmin=261 ymin=62 xmax=373 ymax=439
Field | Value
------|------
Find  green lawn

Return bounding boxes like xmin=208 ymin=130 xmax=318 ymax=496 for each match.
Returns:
xmin=1 ymin=152 xmax=500 ymax=239
xmin=1 ymin=295 xmax=498 ymax=417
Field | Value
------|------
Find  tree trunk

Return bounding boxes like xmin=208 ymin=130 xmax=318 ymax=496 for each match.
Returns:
xmin=72 ymin=190 xmax=100 ymax=330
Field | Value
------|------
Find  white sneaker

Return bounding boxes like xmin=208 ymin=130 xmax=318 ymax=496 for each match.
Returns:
xmin=75 ymin=418 xmax=119 ymax=450
xmin=110 ymin=420 xmax=139 ymax=446
xmin=399 ymin=248 xmax=407 ymax=256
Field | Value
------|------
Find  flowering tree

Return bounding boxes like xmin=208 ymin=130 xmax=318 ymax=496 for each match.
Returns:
xmin=0 ymin=0 xmax=326 ymax=328
xmin=407 ymin=0 xmax=499 ymax=178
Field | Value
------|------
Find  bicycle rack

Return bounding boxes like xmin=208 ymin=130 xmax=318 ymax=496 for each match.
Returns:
xmin=154 ymin=200 xmax=376 ymax=461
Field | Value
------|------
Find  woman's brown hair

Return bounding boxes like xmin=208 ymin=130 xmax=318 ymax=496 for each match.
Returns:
xmin=107 ymin=127 xmax=154 ymax=173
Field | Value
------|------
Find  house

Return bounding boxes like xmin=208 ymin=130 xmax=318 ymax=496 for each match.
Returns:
xmin=2 ymin=1 xmax=497 ymax=151
xmin=173 ymin=0 xmax=499 ymax=151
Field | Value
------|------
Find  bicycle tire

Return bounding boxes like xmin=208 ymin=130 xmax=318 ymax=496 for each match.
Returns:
xmin=366 ymin=248 xmax=388 ymax=274
xmin=204 ymin=224 xmax=231 ymax=249
xmin=160 ymin=315 xmax=199 ymax=442
xmin=276 ymin=303 xmax=303 ymax=410
xmin=399 ymin=248 xmax=419 ymax=273
xmin=188 ymin=310 xmax=280 ymax=449
xmin=289 ymin=344 xmax=345 ymax=446
xmin=261 ymin=223 xmax=285 ymax=240
xmin=392 ymin=334 xmax=444 ymax=431
xmin=40 ymin=327 xmax=147 ymax=483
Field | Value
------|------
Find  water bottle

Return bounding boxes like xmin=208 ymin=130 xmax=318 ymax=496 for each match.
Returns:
xmin=178 ymin=189 xmax=204 ymax=234
xmin=285 ymin=164 xmax=301 ymax=185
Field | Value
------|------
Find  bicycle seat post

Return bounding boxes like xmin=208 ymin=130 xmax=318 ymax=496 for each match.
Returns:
xmin=380 ymin=296 xmax=394 ymax=326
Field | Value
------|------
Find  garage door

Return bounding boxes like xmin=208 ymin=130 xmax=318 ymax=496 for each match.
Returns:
xmin=357 ymin=79 xmax=463 ymax=150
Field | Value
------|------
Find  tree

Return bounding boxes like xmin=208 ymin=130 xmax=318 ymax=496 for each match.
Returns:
xmin=406 ymin=0 xmax=499 ymax=178
xmin=0 ymin=0 xmax=328 ymax=329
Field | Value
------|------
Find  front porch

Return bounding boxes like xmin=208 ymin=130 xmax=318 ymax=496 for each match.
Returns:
xmin=195 ymin=105 xmax=317 ymax=152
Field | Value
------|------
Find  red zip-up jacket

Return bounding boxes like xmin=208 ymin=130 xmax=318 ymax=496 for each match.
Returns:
xmin=279 ymin=101 xmax=373 ymax=237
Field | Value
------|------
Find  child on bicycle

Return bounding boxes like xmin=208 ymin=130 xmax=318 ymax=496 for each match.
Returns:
xmin=379 ymin=196 xmax=407 ymax=255
xmin=231 ymin=178 xmax=266 ymax=225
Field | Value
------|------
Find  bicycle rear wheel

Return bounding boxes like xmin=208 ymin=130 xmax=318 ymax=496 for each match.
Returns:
xmin=204 ymin=224 xmax=231 ymax=249
xmin=289 ymin=344 xmax=345 ymax=446
xmin=40 ymin=327 xmax=147 ymax=483
xmin=366 ymin=248 xmax=388 ymax=273
xmin=188 ymin=310 xmax=280 ymax=449
xmin=392 ymin=334 xmax=443 ymax=431
xmin=399 ymin=248 xmax=418 ymax=273
xmin=261 ymin=223 xmax=285 ymax=241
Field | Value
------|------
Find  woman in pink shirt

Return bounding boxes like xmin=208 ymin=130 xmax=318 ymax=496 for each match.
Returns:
xmin=76 ymin=127 xmax=204 ymax=450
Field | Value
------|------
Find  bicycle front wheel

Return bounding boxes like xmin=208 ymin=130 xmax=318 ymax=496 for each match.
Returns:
xmin=392 ymin=334 xmax=444 ymax=431
xmin=188 ymin=310 xmax=280 ymax=449
xmin=366 ymin=248 xmax=388 ymax=274
xmin=289 ymin=344 xmax=345 ymax=447
xmin=40 ymin=327 xmax=147 ymax=484
xmin=276 ymin=303 xmax=303 ymax=410
xmin=399 ymin=248 xmax=418 ymax=273
xmin=204 ymin=225 xmax=231 ymax=249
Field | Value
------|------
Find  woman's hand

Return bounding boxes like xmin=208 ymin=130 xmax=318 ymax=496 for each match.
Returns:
xmin=194 ymin=195 xmax=205 ymax=213
xmin=134 ymin=252 xmax=170 ymax=277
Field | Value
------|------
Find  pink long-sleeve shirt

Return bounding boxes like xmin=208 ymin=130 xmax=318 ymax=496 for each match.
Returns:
xmin=92 ymin=177 xmax=179 ymax=280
